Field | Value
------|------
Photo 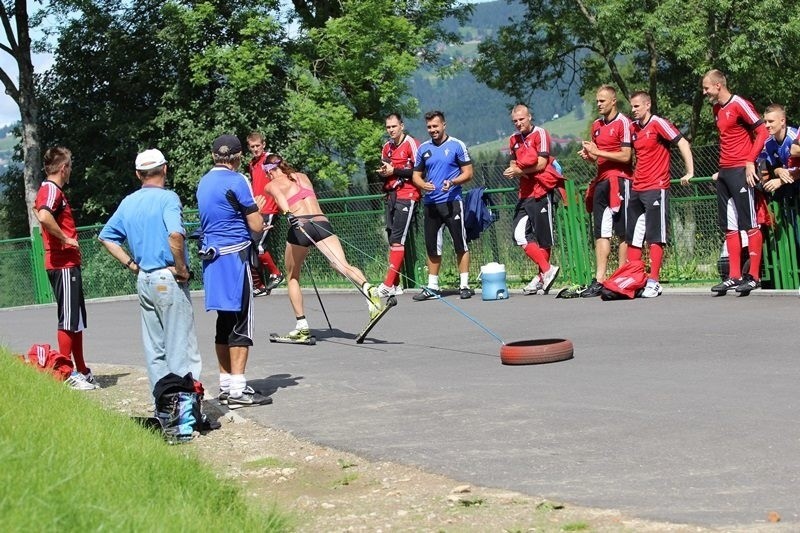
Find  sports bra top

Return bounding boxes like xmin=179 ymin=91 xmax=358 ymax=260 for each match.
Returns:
xmin=287 ymin=185 xmax=316 ymax=206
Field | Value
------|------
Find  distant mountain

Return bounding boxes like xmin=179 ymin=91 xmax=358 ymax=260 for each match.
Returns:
xmin=404 ymin=0 xmax=583 ymax=146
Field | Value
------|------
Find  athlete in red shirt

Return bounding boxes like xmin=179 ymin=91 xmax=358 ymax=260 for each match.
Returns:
xmin=376 ymin=113 xmax=420 ymax=297
xmin=627 ymin=91 xmax=694 ymax=298
xmin=579 ymin=85 xmax=634 ymax=297
xmin=503 ymin=104 xmax=563 ymax=294
xmin=246 ymin=132 xmax=284 ymax=296
xmin=702 ymin=70 xmax=769 ymax=294
xmin=34 ymin=146 xmax=97 ymax=389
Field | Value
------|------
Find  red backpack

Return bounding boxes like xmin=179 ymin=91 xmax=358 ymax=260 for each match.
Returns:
xmin=19 ymin=344 xmax=74 ymax=381
xmin=600 ymin=260 xmax=648 ymax=300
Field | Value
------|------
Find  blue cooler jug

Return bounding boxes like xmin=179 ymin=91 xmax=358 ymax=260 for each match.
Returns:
xmin=480 ymin=262 xmax=508 ymax=300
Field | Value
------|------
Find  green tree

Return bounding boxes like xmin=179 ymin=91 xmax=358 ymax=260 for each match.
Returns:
xmin=0 ymin=1 xmax=44 ymax=235
xmin=473 ymin=0 xmax=800 ymax=143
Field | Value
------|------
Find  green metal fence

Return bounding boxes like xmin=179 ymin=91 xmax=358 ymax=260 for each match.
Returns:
xmin=2 ymin=146 xmax=799 ymax=309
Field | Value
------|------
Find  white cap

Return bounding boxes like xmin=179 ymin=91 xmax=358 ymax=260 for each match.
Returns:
xmin=135 ymin=149 xmax=167 ymax=171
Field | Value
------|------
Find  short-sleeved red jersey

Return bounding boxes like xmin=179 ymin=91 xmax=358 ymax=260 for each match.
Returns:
xmin=35 ymin=180 xmax=81 ymax=269
xmin=590 ymin=112 xmax=633 ymax=181
xmin=381 ymin=134 xmax=420 ymax=201
xmin=713 ymin=95 xmax=768 ymax=168
xmin=508 ymin=126 xmax=563 ymax=199
xmin=631 ymin=115 xmax=682 ymax=191
xmin=248 ymin=152 xmax=279 ymax=214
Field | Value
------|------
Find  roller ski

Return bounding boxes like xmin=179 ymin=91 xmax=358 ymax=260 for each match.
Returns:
xmin=269 ymin=328 xmax=316 ymax=345
xmin=356 ymin=295 xmax=397 ymax=344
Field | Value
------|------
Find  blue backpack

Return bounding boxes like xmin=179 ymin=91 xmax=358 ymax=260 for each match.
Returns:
xmin=463 ymin=187 xmax=496 ymax=242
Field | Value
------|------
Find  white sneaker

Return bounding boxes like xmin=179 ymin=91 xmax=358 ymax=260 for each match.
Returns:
xmin=393 ymin=285 xmax=403 ymax=296
xmin=83 ymin=369 xmax=101 ymax=389
xmin=642 ymin=279 xmax=662 ymax=298
xmin=541 ymin=265 xmax=560 ymax=293
xmin=65 ymin=371 xmax=97 ymax=390
xmin=377 ymin=283 xmax=395 ymax=297
xmin=522 ymin=275 xmax=543 ymax=295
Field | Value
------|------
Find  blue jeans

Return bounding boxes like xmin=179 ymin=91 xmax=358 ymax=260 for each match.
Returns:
xmin=137 ymin=269 xmax=202 ymax=395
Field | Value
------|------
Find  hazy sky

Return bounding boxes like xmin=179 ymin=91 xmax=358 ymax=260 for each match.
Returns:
xmin=0 ymin=0 xmax=496 ymax=127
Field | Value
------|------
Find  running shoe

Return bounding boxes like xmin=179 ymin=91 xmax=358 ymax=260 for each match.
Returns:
xmin=367 ymin=285 xmax=384 ymax=319
xmin=83 ymin=369 xmax=101 ymax=389
xmin=580 ymin=279 xmax=603 ymax=298
xmin=541 ymin=265 xmax=560 ymax=293
xmin=265 ymin=273 xmax=285 ymax=291
xmin=459 ymin=287 xmax=472 ymax=299
xmin=227 ymin=387 xmax=273 ymax=409
xmin=711 ymin=277 xmax=741 ymax=294
xmin=412 ymin=287 xmax=441 ymax=301
xmin=734 ymin=275 xmax=760 ymax=294
xmin=376 ymin=283 xmax=395 ymax=297
xmin=393 ymin=285 xmax=404 ymax=296
xmin=65 ymin=371 xmax=97 ymax=391
xmin=253 ymin=286 xmax=269 ymax=297
xmin=522 ymin=275 xmax=543 ymax=295
xmin=641 ymin=279 xmax=663 ymax=298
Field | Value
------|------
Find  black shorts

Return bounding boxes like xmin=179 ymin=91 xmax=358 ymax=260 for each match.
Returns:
xmin=423 ymin=201 xmax=469 ymax=257
xmin=47 ymin=267 xmax=87 ymax=332
xmin=286 ymin=216 xmax=334 ymax=248
xmin=627 ymin=189 xmax=669 ymax=246
xmin=716 ymin=167 xmax=758 ymax=231
xmin=511 ymin=194 xmax=557 ymax=249
xmin=214 ymin=266 xmax=253 ymax=347
xmin=385 ymin=193 xmax=416 ymax=245
xmin=592 ymin=177 xmax=629 ymax=239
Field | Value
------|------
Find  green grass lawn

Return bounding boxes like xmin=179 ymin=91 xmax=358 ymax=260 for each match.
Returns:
xmin=0 ymin=349 xmax=290 ymax=531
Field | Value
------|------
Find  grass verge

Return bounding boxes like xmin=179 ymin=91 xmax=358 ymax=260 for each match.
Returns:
xmin=0 ymin=349 xmax=291 ymax=531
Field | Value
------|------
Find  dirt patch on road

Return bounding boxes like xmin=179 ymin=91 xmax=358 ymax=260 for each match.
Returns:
xmin=89 ymin=364 xmax=780 ymax=532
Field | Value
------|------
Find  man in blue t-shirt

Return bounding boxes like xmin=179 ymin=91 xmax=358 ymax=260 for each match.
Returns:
xmin=411 ymin=110 xmax=474 ymax=300
xmin=196 ymin=134 xmax=271 ymax=409
xmin=759 ymin=104 xmax=798 ymax=199
xmin=99 ymin=148 xmax=202 ymax=407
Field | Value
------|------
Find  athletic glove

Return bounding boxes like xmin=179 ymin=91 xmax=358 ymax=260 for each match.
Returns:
xmin=286 ymin=213 xmax=303 ymax=230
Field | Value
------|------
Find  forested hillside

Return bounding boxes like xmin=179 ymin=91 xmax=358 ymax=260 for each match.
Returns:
xmin=405 ymin=0 xmax=584 ymax=145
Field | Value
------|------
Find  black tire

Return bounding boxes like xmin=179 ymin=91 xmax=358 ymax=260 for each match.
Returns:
xmin=500 ymin=338 xmax=574 ymax=365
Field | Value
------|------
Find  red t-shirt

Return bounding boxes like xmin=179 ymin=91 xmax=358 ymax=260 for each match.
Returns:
xmin=713 ymin=95 xmax=768 ymax=168
xmin=631 ymin=115 xmax=682 ymax=191
xmin=248 ymin=152 xmax=279 ymax=215
xmin=508 ymin=127 xmax=564 ymax=199
xmin=35 ymin=180 xmax=81 ymax=269
xmin=590 ymin=112 xmax=633 ymax=181
xmin=381 ymin=134 xmax=420 ymax=201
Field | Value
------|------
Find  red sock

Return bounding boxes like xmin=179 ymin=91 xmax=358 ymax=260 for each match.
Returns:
xmin=523 ymin=243 xmax=549 ymax=272
xmin=725 ymin=230 xmax=742 ymax=279
xmin=259 ymin=252 xmax=281 ymax=276
xmin=541 ymin=247 xmax=551 ymax=264
xmin=746 ymin=228 xmax=763 ymax=279
xmin=59 ymin=330 xmax=87 ymax=374
xmin=384 ymin=245 xmax=405 ymax=286
xmin=627 ymin=246 xmax=642 ymax=262
xmin=649 ymin=243 xmax=664 ymax=280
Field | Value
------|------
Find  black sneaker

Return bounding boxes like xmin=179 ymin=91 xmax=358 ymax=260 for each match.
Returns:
xmin=413 ymin=287 xmax=441 ymax=301
xmin=226 ymin=386 xmax=273 ymax=409
xmin=265 ymin=273 xmax=285 ymax=291
xmin=711 ymin=277 xmax=741 ymax=294
xmin=459 ymin=287 xmax=472 ymax=299
xmin=735 ymin=276 xmax=760 ymax=294
xmin=580 ymin=279 xmax=603 ymax=298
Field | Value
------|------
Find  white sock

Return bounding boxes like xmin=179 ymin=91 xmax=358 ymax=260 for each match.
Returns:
xmin=460 ymin=272 xmax=469 ymax=288
xmin=427 ymin=274 xmax=439 ymax=289
xmin=229 ymin=374 xmax=246 ymax=398
xmin=219 ymin=372 xmax=231 ymax=393
xmin=295 ymin=318 xmax=309 ymax=331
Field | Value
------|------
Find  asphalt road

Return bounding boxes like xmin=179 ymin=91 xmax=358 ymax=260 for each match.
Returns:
xmin=2 ymin=287 xmax=798 ymax=528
